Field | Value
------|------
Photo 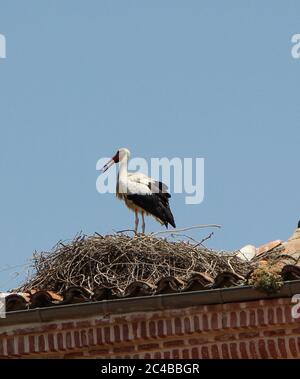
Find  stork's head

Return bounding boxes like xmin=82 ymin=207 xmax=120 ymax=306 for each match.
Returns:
xmin=100 ymin=147 xmax=131 ymax=173
xmin=118 ymin=147 xmax=131 ymax=161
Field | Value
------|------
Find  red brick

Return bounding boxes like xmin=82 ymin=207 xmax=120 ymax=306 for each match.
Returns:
xmin=13 ymin=327 xmax=36 ymax=335
xmin=238 ymin=332 xmax=259 ymax=339
xmin=201 ymin=346 xmax=209 ymax=359
xmin=188 ymin=337 xmax=208 ymax=345
xmin=113 ymin=345 xmax=135 ymax=354
xmin=184 ymin=317 xmax=191 ymax=333
xmin=122 ymin=324 xmax=129 ymax=342
xmin=289 ymin=337 xmax=298 ymax=358
xmin=144 ymin=353 xmax=151 ymax=359
xmin=258 ymin=339 xmax=268 ymax=358
xmin=76 ymin=321 xmax=91 ymax=328
xmin=6 ymin=337 xmax=14 ymax=356
xmin=193 ymin=315 xmax=200 ymax=331
xmin=239 ymin=341 xmax=248 ymax=358
xmin=157 ymin=320 xmax=165 ymax=337
xmin=96 ymin=328 xmax=102 ymax=345
xmin=81 ymin=330 xmax=88 ymax=347
xmin=94 ymin=318 xmax=109 ymax=326
xmin=38 ymin=335 xmax=46 ymax=352
xmin=104 ymin=327 xmax=111 ymax=343
xmin=66 ymin=332 xmax=73 ymax=349
xmin=172 ymin=349 xmax=180 ymax=359
xmin=57 ymin=333 xmax=65 ymax=350
xmin=247 ymin=310 xmax=255 ymax=327
xmin=149 ymin=321 xmax=156 ymax=338
xmin=249 ymin=341 xmax=258 ymax=359
xmin=166 ymin=319 xmax=172 ymax=335
xmin=230 ymin=342 xmax=239 ymax=359
xmin=278 ymin=338 xmax=287 ymax=358
xmin=230 ymin=312 xmax=238 ymax=328
xmin=202 ymin=314 xmax=209 ymax=331
xmin=267 ymin=339 xmax=278 ymax=359
xmin=240 ymin=311 xmax=247 ymax=327
xmin=221 ymin=313 xmax=228 ymax=328
xmin=221 ymin=343 xmax=229 ymax=359
xmin=163 ymin=351 xmax=171 ymax=359
xmin=0 ymin=339 xmax=4 ymax=356
xmin=244 ymin=301 xmax=260 ymax=309
xmin=141 ymin=321 xmax=148 ymax=339
xmin=39 ymin=324 xmax=58 ymax=332
xmin=182 ymin=349 xmax=190 ymax=359
xmin=211 ymin=313 xmax=219 ymax=330
xmin=61 ymin=322 xmax=74 ymax=330
xmin=257 ymin=308 xmax=265 ymax=325
xmin=47 ymin=333 xmax=55 ymax=352
xmin=6 ymin=296 xmax=300 ymax=359
xmin=174 ymin=318 xmax=182 ymax=335
xmin=214 ymin=333 xmax=236 ymax=342
xmin=263 ymin=329 xmax=285 ymax=337
xmin=276 ymin=307 xmax=284 ymax=324
xmin=17 ymin=336 xmax=25 ymax=355
xmin=64 ymin=352 xmax=84 ymax=358
xmin=211 ymin=344 xmax=220 ymax=359
xmin=74 ymin=330 xmax=81 ymax=347
xmin=267 ymin=308 xmax=275 ymax=325
xmin=163 ymin=339 xmax=185 ymax=348
xmin=132 ymin=322 xmax=139 ymax=339
xmin=191 ymin=347 xmax=199 ymax=358
xmin=284 ymin=306 xmax=293 ymax=323
xmin=138 ymin=343 xmax=159 ymax=351
xmin=114 ymin=316 xmax=127 ymax=323
xmin=224 ymin=302 xmax=243 ymax=310
xmin=89 ymin=348 xmax=110 ymax=356
xmin=29 ymin=335 xmax=35 ymax=353
xmin=88 ymin=328 xmax=95 ymax=346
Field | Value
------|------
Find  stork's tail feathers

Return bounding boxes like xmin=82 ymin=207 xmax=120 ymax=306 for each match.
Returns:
xmin=164 ymin=213 xmax=176 ymax=228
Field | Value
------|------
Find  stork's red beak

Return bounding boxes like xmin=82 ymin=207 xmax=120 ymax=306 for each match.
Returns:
xmin=100 ymin=152 xmax=119 ymax=173
xmin=100 ymin=158 xmax=115 ymax=173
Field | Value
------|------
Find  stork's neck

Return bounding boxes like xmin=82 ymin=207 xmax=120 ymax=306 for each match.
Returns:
xmin=118 ymin=157 xmax=128 ymax=180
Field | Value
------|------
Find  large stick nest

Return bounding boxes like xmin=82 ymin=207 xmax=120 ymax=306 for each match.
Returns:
xmin=16 ymin=233 xmax=252 ymax=294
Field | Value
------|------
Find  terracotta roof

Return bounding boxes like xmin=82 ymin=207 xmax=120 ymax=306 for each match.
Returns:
xmin=3 ymin=225 xmax=300 ymax=313
xmin=3 ymin=266 xmax=299 ymax=312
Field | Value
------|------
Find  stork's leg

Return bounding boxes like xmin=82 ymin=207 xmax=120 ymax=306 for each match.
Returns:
xmin=134 ymin=210 xmax=139 ymax=234
xmin=142 ymin=212 xmax=146 ymax=234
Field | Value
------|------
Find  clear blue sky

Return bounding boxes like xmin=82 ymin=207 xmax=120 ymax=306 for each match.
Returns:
xmin=0 ymin=0 xmax=300 ymax=290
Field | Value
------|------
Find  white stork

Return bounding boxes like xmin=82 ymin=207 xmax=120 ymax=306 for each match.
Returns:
xmin=101 ymin=148 xmax=176 ymax=234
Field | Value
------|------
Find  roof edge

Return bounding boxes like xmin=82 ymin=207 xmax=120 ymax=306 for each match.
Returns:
xmin=1 ymin=281 xmax=300 ymax=327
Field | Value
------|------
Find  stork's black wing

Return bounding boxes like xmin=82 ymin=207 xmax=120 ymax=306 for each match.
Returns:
xmin=127 ymin=193 xmax=176 ymax=228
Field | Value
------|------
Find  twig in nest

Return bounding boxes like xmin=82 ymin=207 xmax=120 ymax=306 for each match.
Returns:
xmin=193 ymin=232 xmax=214 ymax=248
xmin=152 ymin=224 xmax=222 ymax=236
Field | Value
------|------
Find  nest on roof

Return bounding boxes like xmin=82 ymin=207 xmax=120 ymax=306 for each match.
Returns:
xmin=16 ymin=233 xmax=256 ymax=295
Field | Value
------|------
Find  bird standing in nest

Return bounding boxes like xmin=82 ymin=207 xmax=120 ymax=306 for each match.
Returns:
xmin=101 ymin=148 xmax=176 ymax=234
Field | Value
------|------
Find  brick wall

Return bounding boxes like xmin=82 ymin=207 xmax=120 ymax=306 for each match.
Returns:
xmin=1 ymin=297 xmax=300 ymax=359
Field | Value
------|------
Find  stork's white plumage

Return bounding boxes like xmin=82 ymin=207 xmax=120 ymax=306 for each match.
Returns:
xmin=101 ymin=148 xmax=176 ymax=233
